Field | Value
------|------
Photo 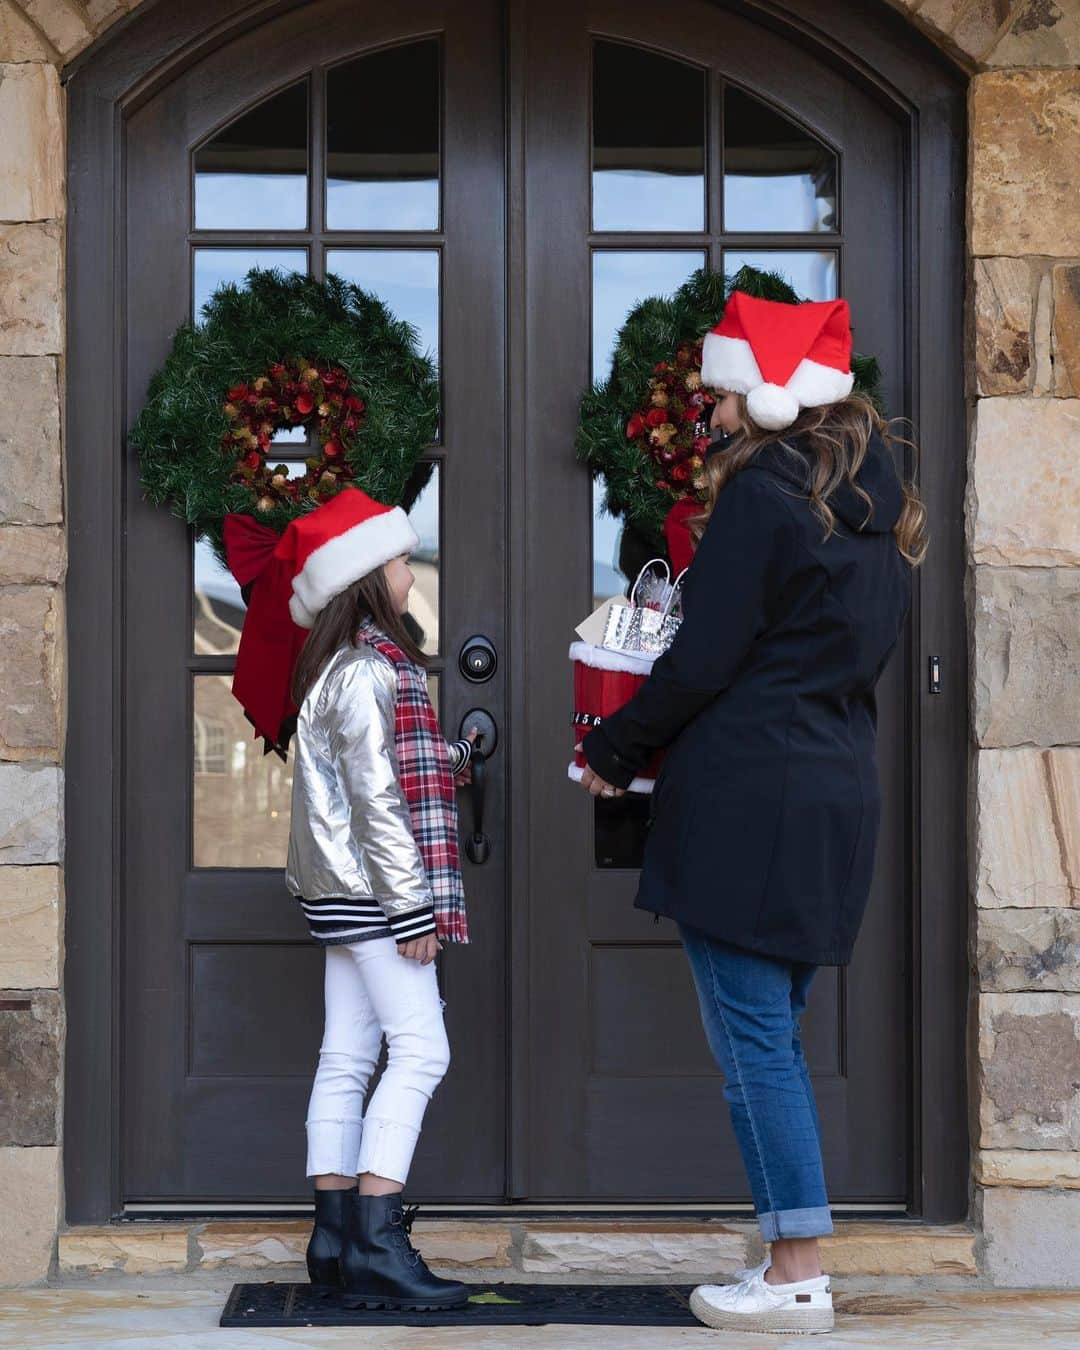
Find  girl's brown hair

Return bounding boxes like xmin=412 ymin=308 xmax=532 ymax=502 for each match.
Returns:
xmin=291 ymin=563 xmax=426 ymax=707
xmin=693 ymin=391 xmax=928 ymax=566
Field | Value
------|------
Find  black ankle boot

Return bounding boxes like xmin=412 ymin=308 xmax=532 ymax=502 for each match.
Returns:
xmin=306 ymin=1185 xmax=357 ymax=1288
xmin=340 ymin=1193 xmax=469 ymax=1310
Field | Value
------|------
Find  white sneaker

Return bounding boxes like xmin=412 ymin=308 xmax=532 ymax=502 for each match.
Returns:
xmin=689 ymin=1267 xmax=834 ymax=1335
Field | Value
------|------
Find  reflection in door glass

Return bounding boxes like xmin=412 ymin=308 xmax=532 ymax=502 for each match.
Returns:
xmin=404 ymin=462 xmax=440 ymax=656
xmin=193 ymin=676 xmax=293 ymax=868
xmin=327 ymin=41 xmax=440 ymax=231
xmin=193 ymin=248 xmax=307 ymax=324
xmin=723 ymin=86 xmax=837 ymax=233
xmin=592 ymin=42 xmax=705 ymax=233
xmin=326 ymin=250 xmax=440 ymax=366
xmin=194 ymin=81 xmax=309 ymax=231
xmin=724 ymin=250 xmax=837 ymax=302
xmin=592 ymin=251 xmax=704 ymax=605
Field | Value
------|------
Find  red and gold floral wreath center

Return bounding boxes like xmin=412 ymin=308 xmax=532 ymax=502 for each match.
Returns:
xmin=223 ymin=357 xmax=367 ymax=512
xmin=624 ymin=339 xmax=715 ymax=500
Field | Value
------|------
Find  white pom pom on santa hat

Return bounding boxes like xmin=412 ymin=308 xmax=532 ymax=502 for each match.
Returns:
xmin=700 ymin=290 xmax=855 ymax=431
xmin=746 ymin=382 xmax=801 ymax=431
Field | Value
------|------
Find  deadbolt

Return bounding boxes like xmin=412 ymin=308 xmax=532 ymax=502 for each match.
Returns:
xmin=459 ymin=635 xmax=497 ymax=684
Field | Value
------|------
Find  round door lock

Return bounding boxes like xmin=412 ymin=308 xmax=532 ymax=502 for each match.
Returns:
xmin=459 ymin=635 xmax=497 ymax=684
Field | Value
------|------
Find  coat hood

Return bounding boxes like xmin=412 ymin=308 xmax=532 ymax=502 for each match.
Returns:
xmin=747 ymin=428 xmax=904 ymax=535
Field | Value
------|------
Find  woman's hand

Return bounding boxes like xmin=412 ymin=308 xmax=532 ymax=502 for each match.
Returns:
xmin=398 ymin=933 xmax=442 ymax=965
xmin=575 ymin=743 xmax=626 ymax=799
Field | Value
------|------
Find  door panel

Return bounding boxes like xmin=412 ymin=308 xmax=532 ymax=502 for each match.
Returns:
xmin=123 ymin=0 xmax=506 ymax=1201
xmin=523 ymin=0 xmax=908 ymax=1201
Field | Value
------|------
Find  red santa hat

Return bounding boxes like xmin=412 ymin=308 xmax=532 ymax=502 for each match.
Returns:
xmin=223 ymin=488 xmax=418 ymax=754
xmin=700 ymin=290 xmax=854 ymax=432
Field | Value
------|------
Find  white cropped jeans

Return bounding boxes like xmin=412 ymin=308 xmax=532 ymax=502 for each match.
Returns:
xmin=305 ymin=936 xmax=450 ymax=1185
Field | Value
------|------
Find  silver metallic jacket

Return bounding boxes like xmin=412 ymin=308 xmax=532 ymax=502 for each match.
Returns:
xmin=286 ymin=643 xmax=432 ymax=919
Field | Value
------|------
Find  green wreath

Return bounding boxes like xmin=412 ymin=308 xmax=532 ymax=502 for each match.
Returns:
xmin=576 ymin=266 xmax=883 ymax=567
xmin=132 ymin=268 xmax=440 ymax=560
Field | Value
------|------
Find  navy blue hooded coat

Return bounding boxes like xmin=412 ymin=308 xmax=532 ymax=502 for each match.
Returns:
xmin=582 ymin=430 xmax=912 ymax=967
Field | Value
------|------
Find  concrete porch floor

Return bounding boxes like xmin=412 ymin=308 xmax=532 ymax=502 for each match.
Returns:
xmin=2 ymin=1280 xmax=1080 ymax=1348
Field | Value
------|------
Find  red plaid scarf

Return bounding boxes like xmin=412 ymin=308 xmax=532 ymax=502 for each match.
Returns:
xmin=357 ymin=620 xmax=469 ymax=945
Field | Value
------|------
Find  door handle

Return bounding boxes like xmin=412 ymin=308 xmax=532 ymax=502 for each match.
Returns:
xmin=459 ymin=710 xmax=496 ymax=865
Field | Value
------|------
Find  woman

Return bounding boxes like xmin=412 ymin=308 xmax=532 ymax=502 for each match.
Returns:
xmin=578 ymin=291 xmax=925 ymax=1335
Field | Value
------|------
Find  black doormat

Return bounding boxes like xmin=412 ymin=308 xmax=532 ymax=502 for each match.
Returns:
xmin=221 ymin=1282 xmax=700 ymax=1328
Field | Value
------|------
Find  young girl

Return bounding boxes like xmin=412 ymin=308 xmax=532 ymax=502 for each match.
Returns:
xmin=268 ymin=488 xmax=473 ymax=1311
xmin=578 ymin=292 xmax=925 ymax=1335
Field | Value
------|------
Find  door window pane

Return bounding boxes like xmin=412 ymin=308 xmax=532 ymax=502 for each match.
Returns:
xmin=724 ymin=249 xmax=837 ymax=302
xmin=194 ymin=82 xmax=308 ymax=230
xmin=326 ymin=249 xmax=439 ymax=365
xmin=193 ymin=248 xmax=307 ymax=324
xmin=723 ymin=86 xmax=837 ymax=232
xmin=592 ymin=251 xmax=704 ymax=604
xmin=592 ymin=42 xmax=705 ymax=233
xmin=405 ymin=462 xmax=440 ymax=656
xmin=193 ymin=676 xmax=292 ymax=868
xmin=327 ymin=41 xmax=440 ymax=231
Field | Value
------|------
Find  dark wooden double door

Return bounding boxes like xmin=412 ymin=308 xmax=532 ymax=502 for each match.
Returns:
xmin=123 ymin=0 xmax=910 ymax=1206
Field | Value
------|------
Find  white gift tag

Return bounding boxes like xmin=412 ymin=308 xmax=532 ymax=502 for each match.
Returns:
xmin=576 ymin=597 xmax=627 ymax=645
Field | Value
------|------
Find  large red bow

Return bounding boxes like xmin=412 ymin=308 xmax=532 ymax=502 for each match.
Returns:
xmin=664 ymin=497 xmax=700 ymax=575
xmin=223 ymin=513 xmax=308 ymax=757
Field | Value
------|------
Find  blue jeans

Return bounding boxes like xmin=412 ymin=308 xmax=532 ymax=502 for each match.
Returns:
xmin=680 ymin=924 xmax=833 ymax=1242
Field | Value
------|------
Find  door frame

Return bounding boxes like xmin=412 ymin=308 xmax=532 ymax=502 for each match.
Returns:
xmin=64 ymin=0 xmax=968 ymax=1222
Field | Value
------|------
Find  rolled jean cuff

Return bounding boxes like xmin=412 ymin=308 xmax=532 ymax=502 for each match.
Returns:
xmin=305 ymin=1116 xmax=363 ymax=1178
xmin=758 ymin=1205 xmax=834 ymax=1242
xmin=357 ymin=1115 xmax=421 ymax=1186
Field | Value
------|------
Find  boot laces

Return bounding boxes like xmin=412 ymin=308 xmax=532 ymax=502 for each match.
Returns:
xmin=393 ymin=1203 xmax=424 ymax=1267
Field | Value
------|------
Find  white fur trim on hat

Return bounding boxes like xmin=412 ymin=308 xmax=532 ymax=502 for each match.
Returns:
xmin=700 ymin=332 xmax=762 ymax=394
xmin=289 ymin=506 xmax=419 ymax=628
xmin=784 ymin=356 xmax=855 ymax=409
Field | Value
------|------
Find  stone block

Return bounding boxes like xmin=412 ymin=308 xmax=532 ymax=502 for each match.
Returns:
xmin=0 ymin=527 xmax=65 ymax=584
xmin=972 ymin=568 xmax=1080 ymax=749
xmin=0 ymin=866 xmax=60 ymax=988
xmin=978 ymin=992 xmax=1080 ymax=1150
xmin=0 ymin=64 xmax=63 ymax=223
xmin=16 ymin=1 xmax=92 ymax=62
xmin=916 ymin=0 xmax=971 ymax=33
xmin=0 ymin=1145 xmax=57 ymax=1285
xmin=980 ymin=1186 xmax=1080 ymax=1286
xmin=0 ymin=763 xmax=62 ymax=864
xmin=974 ymin=749 xmax=1080 ymax=910
xmin=950 ymin=0 xmax=1015 ymax=60
xmin=990 ymin=0 xmax=1080 ymax=67
xmin=978 ymin=908 xmax=1080 ymax=993
xmin=968 ymin=399 xmax=1080 ymax=566
xmin=977 ymin=1148 xmax=1080 ymax=1187
xmin=58 ymin=1224 xmax=189 ymax=1275
xmin=973 ymin=258 xmax=1032 ymax=395
xmin=0 ymin=586 xmax=63 ymax=758
xmin=0 ymin=358 xmax=62 ymax=524
xmin=195 ymin=1221 xmax=305 ymax=1269
xmin=1052 ymin=265 xmax=1080 ymax=398
xmin=0 ymin=988 xmax=59 ymax=1145
xmin=520 ymin=1222 xmax=752 ymax=1276
xmin=413 ymin=1221 xmax=514 ymax=1268
xmin=971 ymin=71 xmax=1080 ymax=258
xmin=84 ymin=0 xmax=130 ymax=29
xmin=0 ymin=4 xmax=56 ymax=61
xmin=0 ymin=224 xmax=62 ymax=355
xmin=820 ymin=1223 xmax=976 ymax=1277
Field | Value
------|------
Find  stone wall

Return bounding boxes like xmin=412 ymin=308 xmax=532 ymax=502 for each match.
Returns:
xmin=0 ymin=0 xmax=1078 ymax=1289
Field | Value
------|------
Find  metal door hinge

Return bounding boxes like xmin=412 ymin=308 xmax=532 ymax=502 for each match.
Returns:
xmin=929 ymin=655 xmax=942 ymax=694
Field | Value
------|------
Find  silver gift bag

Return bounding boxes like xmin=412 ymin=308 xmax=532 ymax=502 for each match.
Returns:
xmin=601 ymin=559 xmax=687 ymax=656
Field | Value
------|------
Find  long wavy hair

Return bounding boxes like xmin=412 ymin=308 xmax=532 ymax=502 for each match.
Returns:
xmin=692 ymin=391 xmax=928 ymax=565
xmin=291 ymin=564 xmax=426 ymax=707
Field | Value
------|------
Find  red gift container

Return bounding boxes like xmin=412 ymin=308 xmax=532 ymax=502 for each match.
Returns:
xmin=568 ymin=641 xmax=665 ymax=794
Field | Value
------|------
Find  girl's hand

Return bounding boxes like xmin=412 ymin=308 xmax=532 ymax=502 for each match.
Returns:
xmin=398 ymin=933 xmax=442 ymax=965
xmin=454 ymin=727 xmax=480 ymax=787
xmin=575 ymin=744 xmax=626 ymax=799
